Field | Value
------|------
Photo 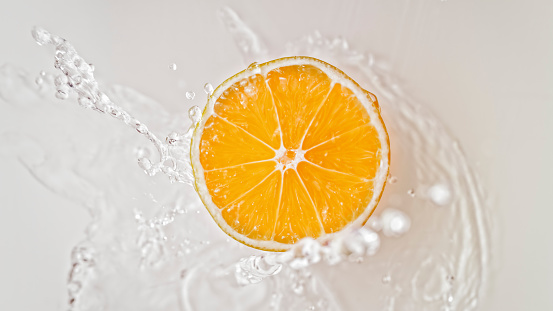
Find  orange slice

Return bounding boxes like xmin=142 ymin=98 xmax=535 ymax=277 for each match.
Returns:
xmin=191 ymin=57 xmax=390 ymax=251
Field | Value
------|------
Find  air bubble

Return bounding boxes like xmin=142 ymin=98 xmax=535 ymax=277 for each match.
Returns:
xmin=407 ymin=189 xmax=416 ymax=197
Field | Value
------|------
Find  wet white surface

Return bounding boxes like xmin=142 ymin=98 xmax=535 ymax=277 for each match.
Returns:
xmin=1 ymin=0 xmax=552 ymax=310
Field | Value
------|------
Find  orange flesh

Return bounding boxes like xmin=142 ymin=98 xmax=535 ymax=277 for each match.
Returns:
xmin=199 ymin=64 xmax=382 ymax=245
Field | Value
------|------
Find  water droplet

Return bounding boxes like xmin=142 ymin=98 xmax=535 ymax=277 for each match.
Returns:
xmin=138 ymin=157 xmax=152 ymax=170
xmin=188 ymin=106 xmax=202 ymax=123
xmin=55 ymin=89 xmax=68 ymax=99
xmin=31 ymin=27 xmax=52 ymax=46
xmin=39 ymin=70 xmax=46 ymax=77
xmin=292 ymin=281 xmax=304 ymax=295
xmin=382 ymin=274 xmax=391 ymax=284
xmin=446 ymin=274 xmax=455 ymax=284
xmin=168 ymin=63 xmax=177 ymax=70
xmin=368 ymin=216 xmax=383 ymax=232
xmin=54 ymin=75 xmax=68 ymax=87
xmin=35 ymin=77 xmax=43 ymax=85
xmin=203 ymin=83 xmax=214 ymax=95
xmin=185 ymin=91 xmax=195 ymax=100
xmin=407 ymin=189 xmax=416 ymax=197
xmin=380 ymin=208 xmax=411 ymax=237
xmin=78 ymin=96 xmax=93 ymax=109
xmin=428 ymin=183 xmax=452 ymax=206
xmin=388 ymin=175 xmax=398 ymax=184
xmin=135 ymin=123 xmax=148 ymax=134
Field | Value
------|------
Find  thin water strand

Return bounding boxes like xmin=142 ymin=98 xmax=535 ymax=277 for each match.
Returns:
xmin=31 ymin=26 xmax=195 ymax=185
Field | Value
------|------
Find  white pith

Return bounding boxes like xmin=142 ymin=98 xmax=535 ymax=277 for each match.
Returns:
xmin=190 ymin=56 xmax=390 ymax=251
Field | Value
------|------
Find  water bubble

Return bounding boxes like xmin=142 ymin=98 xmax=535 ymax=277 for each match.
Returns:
xmin=168 ymin=63 xmax=177 ymax=70
xmin=39 ymin=70 xmax=46 ymax=76
xmin=382 ymin=274 xmax=391 ymax=284
xmin=388 ymin=175 xmax=398 ymax=184
xmin=35 ymin=77 xmax=43 ymax=85
xmin=407 ymin=188 xmax=416 ymax=197
xmin=185 ymin=91 xmax=195 ymax=100
xmin=428 ymin=183 xmax=452 ymax=206
xmin=203 ymin=83 xmax=214 ymax=95
xmin=380 ymin=208 xmax=411 ymax=237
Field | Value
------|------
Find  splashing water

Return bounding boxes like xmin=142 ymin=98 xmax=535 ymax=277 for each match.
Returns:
xmin=0 ymin=7 xmax=491 ymax=311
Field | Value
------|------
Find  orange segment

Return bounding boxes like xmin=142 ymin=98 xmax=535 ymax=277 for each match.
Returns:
xmin=304 ymin=124 xmax=381 ymax=180
xmin=221 ymin=170 xmax=281 ymax=241
xmin=273 ymin=169 xmax=324 ymax=244
xmin=191 ymin=56 xmax=390 ymax=251
xmin=266 ymin=65 xmax=332 ymax=149
xmin=214 ymin=74 xmax=281 ymax=149
xmin=204 ymin=161 xmax=276 ymax=208
xmin=200 ymin=116 xmax=275 ymax=170
xmin=296 ymin=162 xmax=374 ymax=233
xmin=302 ymin=83 xmax=372 ymax=150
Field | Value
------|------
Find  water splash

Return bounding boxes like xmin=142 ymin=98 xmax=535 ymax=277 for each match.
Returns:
xmin=0 ymin=7 xmax=491 ymax=311
xmin=31 ymin=26 xmax=196 ymax=185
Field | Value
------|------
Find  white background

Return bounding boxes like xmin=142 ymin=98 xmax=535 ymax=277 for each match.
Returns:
xmin=0 ymin=0 xmax=552 ymax=310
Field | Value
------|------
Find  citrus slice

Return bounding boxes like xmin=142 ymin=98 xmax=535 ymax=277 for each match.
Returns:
xmin=191 ymin=56 xmax=390 ymax=251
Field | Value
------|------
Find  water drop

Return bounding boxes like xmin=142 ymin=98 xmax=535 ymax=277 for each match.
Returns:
xmin=388 ymin=175 xmax=398 ymax=184
xmin=39 ymin=70 xmax=46 ymax=76
xmin=168 ymin=63 xmax=177 ymax=70
xmin=31 ymin=27 xmax=52 ymax=46
xmin=55 ymin=89 xmax=68 ymax=100
xmin=188 ymin=106 xmax=202 ymax=123
xmin=185 ymin=91 xmax=195 ymax=100
xmin=135 ymin=123 xmax=148 ymax=134
xmin=380 ymin=208 xmax=411 ymax=237
xmin=35 ymin=77 xmax=43 ymax=85
xmin=292 ymin=282 xmax=304 ymax=295
xmin=204 ymin=83 xmax=214 ymax=95
xmin=54 ymin=75 xmax=68 ymax=87
xmin=446 ymin=274 xmax=455 ymax=284
xmin=428 ymin=183 xmax=452 ymax=206
xmin=368 ymin=216 xmax=383 ymax=232
xmin=382 ymin=274 xmax=391 ymax=284
xmin=78 ymin=96 xmax=93 ymax=109
xmin=138 ymin=157 xmax=152 ymax=170
xmin=407 ymin=188 xmax=416 ymax=197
